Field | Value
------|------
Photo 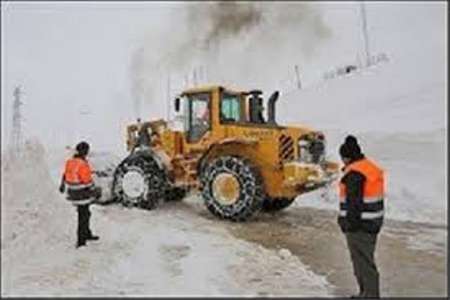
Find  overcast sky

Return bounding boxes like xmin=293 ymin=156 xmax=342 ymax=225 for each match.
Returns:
xmin=1 ymin=1 xmax=446 ymax=154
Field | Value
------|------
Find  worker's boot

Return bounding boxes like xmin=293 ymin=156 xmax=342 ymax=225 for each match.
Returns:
xmin=86 ymin=231 xmax=99 ymax=241
xmin=86 ymin=229 xmax=99 ymax=241
xmin=76 ymin=240 xmax=86 ymax=248
xmin=86 ymin=235 xmax=99 ymax=241
xmin=350 ymin=292 xmax=364 ymax=298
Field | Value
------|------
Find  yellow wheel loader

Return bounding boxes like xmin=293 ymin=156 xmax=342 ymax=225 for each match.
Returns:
xmin=112 ymin=85 xmax=339 ymax=221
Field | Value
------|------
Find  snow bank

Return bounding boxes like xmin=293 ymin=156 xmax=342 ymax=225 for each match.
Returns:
xmin=1 ymin=140 xmax=71 ymax=249
xmin=1 ymin=139 xmax=77 ymax=294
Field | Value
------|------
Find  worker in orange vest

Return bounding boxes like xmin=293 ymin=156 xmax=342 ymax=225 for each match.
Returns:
xmin=338 ymin=135 xmax=385 ymax=298
xmin=59 ymin=141 xmax=102 ymax=248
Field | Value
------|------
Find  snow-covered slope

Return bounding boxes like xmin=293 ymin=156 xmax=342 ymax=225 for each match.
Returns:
xmin=279 ymin=61 xmax=447 ymax=226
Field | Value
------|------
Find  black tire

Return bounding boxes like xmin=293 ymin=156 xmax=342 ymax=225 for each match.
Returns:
xmin=112 ymin=150 xmax=168 ymax=210
xmin=262 ymin=197 xmax=295 ymax=212
xmin=200 ymin=156 xmax=265 ymax=221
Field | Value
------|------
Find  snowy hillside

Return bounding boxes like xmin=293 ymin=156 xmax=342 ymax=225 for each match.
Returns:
xmin=279 ymin=61 xmax=447 ymax=226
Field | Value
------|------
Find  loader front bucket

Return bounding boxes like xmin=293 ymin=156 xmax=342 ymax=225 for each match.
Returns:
xmin=283 ymin=160 xmax=340 ymax=193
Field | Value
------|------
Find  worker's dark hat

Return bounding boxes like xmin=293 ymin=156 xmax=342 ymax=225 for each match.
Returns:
xmin=75 ymin=141 xmax=90 ymax=156
xmin=339 ymin=135 xmax=362 ymax=159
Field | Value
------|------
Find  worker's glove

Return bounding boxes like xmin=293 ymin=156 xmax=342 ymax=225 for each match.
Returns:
xmin=59 ymin=182 xmax=66 ymax=193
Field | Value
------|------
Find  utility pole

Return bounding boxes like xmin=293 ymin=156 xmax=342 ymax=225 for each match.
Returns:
xmin=360 ymin=1 xmax=371 ymax=67
xmin=193 ymin=68 xmax=198 ymax=86
xmin=184 ymin=74 xmax=189 ymax=88
xmin=294 ymin=65 xmax=302 ymax=89
xmin=199 ymin=65 xmax=206 ymax=84
xmin=11 ymin=85 xmax=24 ymax=157
xmin=198 ymin=66 xmax=203 ymax=84
xmin=166 ymin=75 xmax=171 ymax=121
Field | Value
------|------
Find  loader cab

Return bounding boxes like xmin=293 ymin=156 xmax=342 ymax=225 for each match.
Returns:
xmin=173 ymin=85 xmax=281 ymax=145
xmin=175 ymin=86 xmax=245 ymax=145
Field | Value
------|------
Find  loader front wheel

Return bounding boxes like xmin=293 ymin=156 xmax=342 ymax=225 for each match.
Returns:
xmin=112 ymin=150 xmax=167 ymax=210
xmin=201 ymin=156 xmax=265 ymax=221
xmin=262 ymin=197 xmax=295 ymax=212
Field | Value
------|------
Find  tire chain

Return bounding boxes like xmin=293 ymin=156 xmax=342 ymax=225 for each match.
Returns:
xmin=201 ymin=156 xmax=265 ymax=221
xmin=112 ymin=151 xmax=168 ymax=210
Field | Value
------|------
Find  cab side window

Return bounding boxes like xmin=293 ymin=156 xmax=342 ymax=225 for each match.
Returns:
xmin=220 ymin=93 xmax=240 ymax=123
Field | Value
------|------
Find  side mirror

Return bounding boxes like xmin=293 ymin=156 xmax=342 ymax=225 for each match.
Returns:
xmin=174 ymin=98 xmax=180 ymax=112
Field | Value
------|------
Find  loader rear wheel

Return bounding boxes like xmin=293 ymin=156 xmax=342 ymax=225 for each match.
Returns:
xmin=262 ymin=197 xmax=295 ymax=212
xmin=112 ymin=150 xmax=167 ymax=210
xmin=201 ymin=156 xmax=265 ymax=221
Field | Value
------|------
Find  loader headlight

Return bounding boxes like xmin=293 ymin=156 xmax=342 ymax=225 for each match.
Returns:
xmin=309 ymin=139 xmax=326 ymax=163
xmin=298 ymin=136 xmax=326 ymax=164
xmin=298 ymin=138 xmax=311 ymax=163
xmin=298 ymin=140 xmax=309 ymax=148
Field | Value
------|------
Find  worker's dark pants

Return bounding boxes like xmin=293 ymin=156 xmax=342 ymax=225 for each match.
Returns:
xmin=77 ymin=204 xmax=93 ymax=243
xmin=345 ymin=231 xmax=380 ymax=298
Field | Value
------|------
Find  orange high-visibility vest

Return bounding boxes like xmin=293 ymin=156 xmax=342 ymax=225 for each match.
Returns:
xmin=339 ymin=158 xmax=385 ymax=220
xmin=64 ymin=157 xmax=94 ymax=189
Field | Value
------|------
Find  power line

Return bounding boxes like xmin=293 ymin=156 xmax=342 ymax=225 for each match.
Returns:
xmin=360 ymin=1 xmax=371 ymax=67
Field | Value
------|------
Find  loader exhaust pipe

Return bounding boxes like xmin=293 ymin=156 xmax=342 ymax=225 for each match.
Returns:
xmin=248 ymin=90 xmax=265 ymax=124
xmin=267 ymin=91 xmax=279 ymax=125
